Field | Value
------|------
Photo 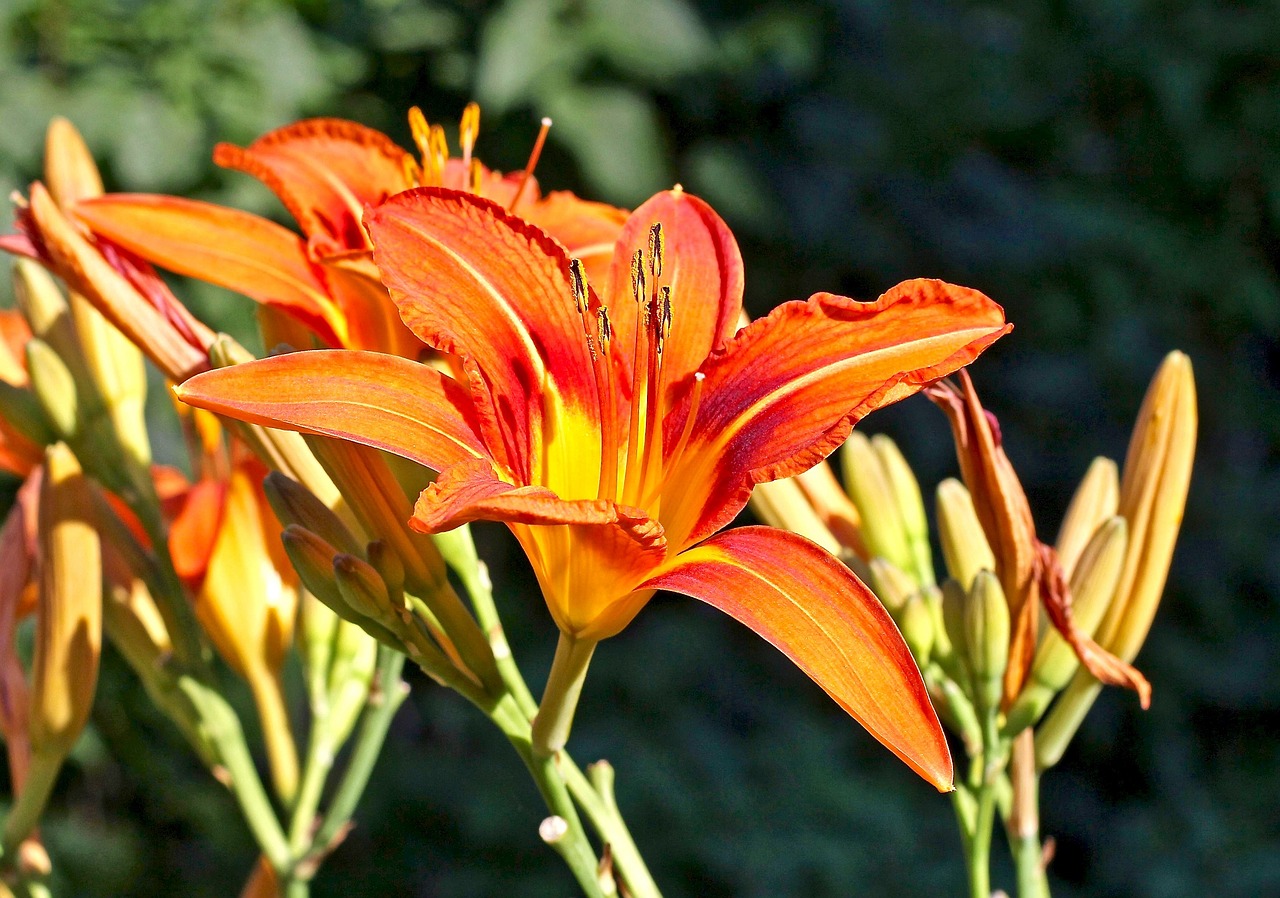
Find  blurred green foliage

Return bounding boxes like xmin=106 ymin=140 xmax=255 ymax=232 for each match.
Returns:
xmin=2 ymin=0 xmax=1277 ymax=896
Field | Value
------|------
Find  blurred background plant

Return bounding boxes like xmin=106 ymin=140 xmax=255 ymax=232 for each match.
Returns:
xmin=0 ymin=0 xmax=1274 ymax=896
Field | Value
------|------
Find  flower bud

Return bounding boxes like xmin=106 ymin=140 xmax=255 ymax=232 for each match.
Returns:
xmin=24 ymin=339 xmax=79 ymax=445
xmin=1005 ymin=518 xmax=1127 ymax=733
xmin=936 ymin=478 xmax=996 ymax=591
xmin=44 ymin=117 xmax=103 ymax=207
xmin=282 ymin=528 xmax=401 ymax=651
xmin=1055 ymin=457 xmax=1119 ymax=578
xmin=263 ymin=472 xmax=361 ymax=557
xmin=1036 ymin=353 xmax=1196 ymax=769
xmin=841 ymin=432 xmax=913 ymax=577
xmin=333 ymin=553 xmax=395 ymax=624
xmin=749 ymin=474 xmax=842 ymax=556
xmin=964 ymin=570 xmax=1010 ymax=717
xmin=871 ymin=435 xmax=934 ymax=586
xmin=899 ymin=593 xmax=935 ymax=664
xmin=868 ymin=557 xmax=916 ymax=618
xmin=4 ymin=444 xmax=102 ymax=848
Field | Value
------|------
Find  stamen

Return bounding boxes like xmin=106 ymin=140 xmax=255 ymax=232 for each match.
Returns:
xmin=428 ymin=125 xmax=449 ymax=176
xmin=648 ymin=223 xmax=665 ymax=280
xmin=595 ymin=304 xmax=619 ymax=500
xmin=569 ymin=258 xmax=589 ymax=314
xmin=402 ymin=154 xmax=424 ymax=189
xmin=509 ymin=117 xmax=552 ymax=212
xmin=658 ymin=286 xmax=672 ymax=347
xmin=470 ymin=158 xmax=483 ymax=195
xmin=408 ymin=106 xmax=431 ymax=161
xmin=648 ymin=372 xmax=706 ymax=507
xmin=459 ymin=102 xmax=480 ymax=170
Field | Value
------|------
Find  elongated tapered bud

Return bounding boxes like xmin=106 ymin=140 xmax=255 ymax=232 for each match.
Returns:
xmin=939 ymin=578 xmax=968 ymax=677
xmin=333 ymin=553 xmax=395 ymax=624
xmin=964 ymin=570 xmax=1009 ymax=717
xmin=0 ymin=381 xmax=55 ymax=450
xmin=5 ymin=444 xmax=102 ymax=849
xmin=282 ymin=527 xmax=401 ymax=651
xmin=30 ymin=444 xmax=101 ymax=756
xmin=24 ymin=338 xmax=79 ymax=443
xmin=44 ymin=117 xmax=103 ymax=207
xmin=872 ymin=435 xmax=934 ymax=586
xmin=841 ymin=432 xmax=913 ymax=577
xmin=899 ymin=593 xmax=935 ymax=664
xmin=263 ymin=472 xmax=362 ymax=556
xmin=1005 ymin=518 xmax=1127 ymax=733
xmin=868 ymin=557 xmax=916 ymax=617
xmin=749 ymin=475 xmax=843 ymax=556
xmin=1055 ymin=457 xmax=1119 ymax=577
xmin=936 ymin=478 xmax=996 ymax=591
xmin=1036 ymin=353 xmax=1196 ymax=769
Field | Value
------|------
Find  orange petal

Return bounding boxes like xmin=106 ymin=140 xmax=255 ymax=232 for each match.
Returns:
xmin=168 ymin=478 xmax=227 ymax=584
xmin=644 ymin=526 xmax=953 ymax=791
xmin=175 ymin=349 xmax=490 ymax=474
xmin=603 ymin=189 xmax=743 ymax=402
xmin=367 ymin=188 xmax=603 ymax=483
xmin=413 ymin=458 xmax=667 ymax=639
xmin=215 ymin=118 xmax=411 ymax=257
xmin=662 ymin=280 xmax=1010 ymax=547
xmin=523 ymin=190 xmax=629 ymax=287
xmin=319 ymin=252 xmax=423 ymax=356
xmin=75 ymin=194 xmax=345 ymax=346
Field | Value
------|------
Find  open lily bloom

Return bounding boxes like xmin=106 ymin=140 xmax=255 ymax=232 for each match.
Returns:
xmin=74 ymin=108 xmax=628 ymax=356
xmin=178 ymin=186 xmax=1010 ymax=789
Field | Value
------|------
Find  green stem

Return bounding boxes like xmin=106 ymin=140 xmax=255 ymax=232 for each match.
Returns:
xmin=282 ymin=878 xmax=310 ymax=898
xmin=531 ymin=633 xmax=597 ymax=758
xmin=308 ymin=649 xmax=407 ymax=859
xmin=287 ymin=728 xmax=334 ymax=853
xmin=965 ymin=782 xmax=997 ymax=898
xmin=490 ymin=697 xmax=607 ymax=898
xmin=1 ymin=753 xmax=60 ymax=853
xmin=459 ymin=558 xmax=538 ymax=718
xmin=176 ymin=676 xmax=291 ymax=871
xmin=563 ymin=758 xmax=663 ymax=898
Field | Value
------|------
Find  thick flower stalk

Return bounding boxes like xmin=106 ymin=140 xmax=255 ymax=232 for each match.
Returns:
xmin=178 ymin=183 xmax=1010 ymax=791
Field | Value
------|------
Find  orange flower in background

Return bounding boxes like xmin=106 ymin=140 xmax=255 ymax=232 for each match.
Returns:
xmin=73 ymin=105 xmax=628 ymax=357
xmin=178 ymin=185 xmax=1010 ymax=789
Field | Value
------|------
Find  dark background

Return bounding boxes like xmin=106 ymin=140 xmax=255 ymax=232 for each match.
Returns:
xmin=1 ymin=1 xmax=1276 ymax=895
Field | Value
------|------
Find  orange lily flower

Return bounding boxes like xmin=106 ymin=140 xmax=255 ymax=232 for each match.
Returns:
xmin=177 ymin=186 xmax=1011 ymax=789
xmin=72 ymin=107 xmax=628 ymax=356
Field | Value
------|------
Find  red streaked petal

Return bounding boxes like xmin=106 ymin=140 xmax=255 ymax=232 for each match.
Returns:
xmin=643 ymin=526 xmax=953 ymax=791
xmin=413 ymin=458 xmax=667 ymax=639
xmin=367 ymin=188 xmax=602 ymax=483
xmin=215 ymin=118 xmax=411 ymax=257
xmin=75 ymin=195 xmax=345 ymax=346
xmin=175 ymin=350 xmax=490 ymax=474
xmin=662 ymin=280 xmax=1010 ymax=546
xmin=604 ymin=189 xmax=743 ymax=400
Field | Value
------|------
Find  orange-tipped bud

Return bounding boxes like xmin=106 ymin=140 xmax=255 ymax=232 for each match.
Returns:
xmin=1036 ymin=353 xmax=1196 ymax=769
xmin=44 ymin=117 xmax=103 ymax=207
xmin=3 ymin=444 xmax=102 ymax=849
xmin=29 ymin=444 xmax=101 ymax=758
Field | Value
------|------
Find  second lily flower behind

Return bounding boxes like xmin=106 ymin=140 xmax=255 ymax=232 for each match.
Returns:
xmin=177 ymin=186 xmax=1010 ymax=790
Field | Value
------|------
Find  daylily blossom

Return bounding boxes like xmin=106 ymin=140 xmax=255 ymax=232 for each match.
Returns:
xmin=73 ymin=106 xmax=628 ymax=356
xmin=177 ymin=186 xmax=1010 ymax=789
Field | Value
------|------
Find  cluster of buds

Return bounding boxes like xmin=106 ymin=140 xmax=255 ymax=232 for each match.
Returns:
xmin=758 ymin=356 xmax=1196 ymax=764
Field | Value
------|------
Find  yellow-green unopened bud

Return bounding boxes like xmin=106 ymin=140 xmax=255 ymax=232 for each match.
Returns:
xmin=936 ymin=478 xmax=996 ymax=590
xmin=25 ymin=338 xmax=79 ymax=442
xmin=868 ymin=557 xmax=916 ymax=617
xmin=367 ymin=540 xmax=406 ymax=599
xmin=282 ymin=526 xmax=349 ymax=614
xmin=841 ymin=432 xmax=913 ymax=578
xmin=1006 ymin=518 xmax=1128 ymax=734
xmin=938 ymin=578 xmax=968 ymax=677
xmin=12 ymin=260 xmax=73 ymax=354
xmin=0 ymin=381 xmax=55 ymax=448
xmin=871 ymin=435 xmax=934 ymax=586
xmin=965 ymin=571 xmax=1010 ymax=717
xmin=900 ymin=593 xmax=935 ymax=664
xmin=1055 ymin=457 xmax=1119 ymax=578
